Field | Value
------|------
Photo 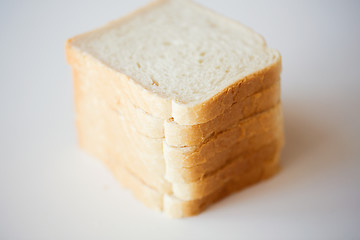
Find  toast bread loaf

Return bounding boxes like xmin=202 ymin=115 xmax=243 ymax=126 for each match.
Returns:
xmin=66 ymin=0 xmax=283 ymax=217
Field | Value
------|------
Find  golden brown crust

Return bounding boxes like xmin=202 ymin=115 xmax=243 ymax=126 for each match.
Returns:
xmin=165 ymin=82 xmax=281 ymax=146
xmin=164 ymin=104 xmax=282 ymax=167
xmin=165 ymin=122 xmax=283 ymax=183
xmin=171 ymin=139 xmax=283 ymax=201
xmin=164 ymin=157 xmax=280 ymax=218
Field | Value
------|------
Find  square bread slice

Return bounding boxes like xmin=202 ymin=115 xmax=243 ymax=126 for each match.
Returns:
xmin=66 ymin=0 xmax=284 ymax=217
xmin=66 ymin=0 xmax=281 ymax=125
xmin=73 ymin=62 xmax=280 ymax=146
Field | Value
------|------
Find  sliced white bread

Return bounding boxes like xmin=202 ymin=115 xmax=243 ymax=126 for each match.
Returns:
xmin=75 ymin=65 xmax=281 ymax=177
xmin=79 ymin=76 xmax=281 ymax=184
xmin=76 ymin=79 xmax=282 ymax=198
xmin=79 ymin=89 xmax=281 ymax=186
xmin=76 ymin=85 xmax=282 ymax=211
xmin=66 ymin=0 xmax=281 ymax=125
xmin=67 ymin=0 xmax=284 ymax=217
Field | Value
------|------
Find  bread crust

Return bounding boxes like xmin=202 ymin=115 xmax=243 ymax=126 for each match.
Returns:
xmin=165 ymin=83 xmax=281 ymax=146
xmin=170 ymin=139 xmax=283 ymax=201
xmin=164 ymin=105 xmax=283 ymax=182
xmin=164 ymin=157 xmax=280 ymax=218
xmin=165 ymin=112 xmax=283 ymax=183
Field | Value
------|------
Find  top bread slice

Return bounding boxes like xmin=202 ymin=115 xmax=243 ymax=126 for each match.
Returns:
xmin=66 ymin=0 xmax=281 ymax=125
xmin=73 ymin=58 xmax=280 ymax=146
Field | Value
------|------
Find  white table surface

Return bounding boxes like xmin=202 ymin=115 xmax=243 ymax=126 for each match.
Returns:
xmin=1 ymin=0 xmax=360 ymax=239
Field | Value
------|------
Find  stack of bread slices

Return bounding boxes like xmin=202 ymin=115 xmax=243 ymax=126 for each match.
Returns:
xmin=65 ymin=0 xmax=284 ymax=218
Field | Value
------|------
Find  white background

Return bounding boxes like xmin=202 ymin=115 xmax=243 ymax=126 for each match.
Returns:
xmin=1 ymin=0 xmax=360 ymax=239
